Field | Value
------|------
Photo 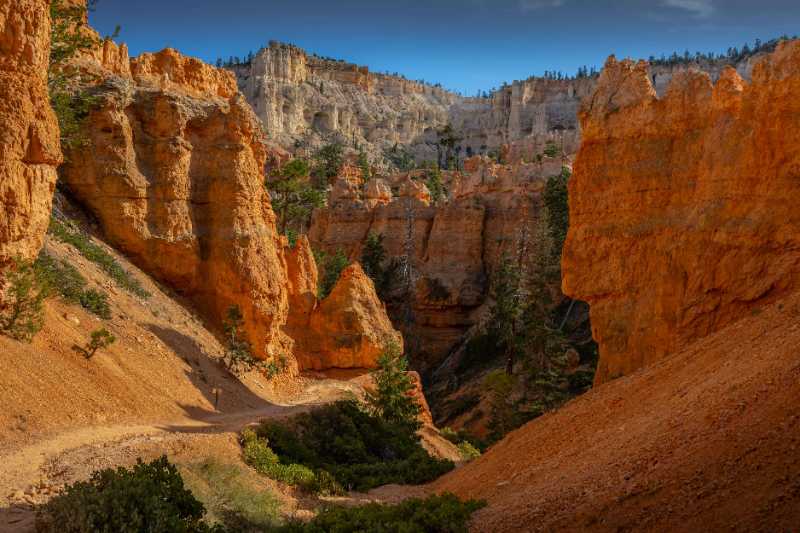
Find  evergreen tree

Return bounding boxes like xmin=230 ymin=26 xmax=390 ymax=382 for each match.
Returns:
xmin=366 ymin=340 xmax=422 ymax=433
xmin=316 ymin=249 xmax=349 ymax=299
xmin=488 ymin=256 xmax=523 ymax=375
xmin=266 ymin=159 xmax=324 ymax=236
xmin=361 ymin=232 xmax=388 ymax=295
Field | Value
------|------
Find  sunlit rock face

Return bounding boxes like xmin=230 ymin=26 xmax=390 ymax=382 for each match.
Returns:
xmin=0 ymin=0 xmax=62 ymax=266
xmin=563 ymin=41 xmax=800 ymax=384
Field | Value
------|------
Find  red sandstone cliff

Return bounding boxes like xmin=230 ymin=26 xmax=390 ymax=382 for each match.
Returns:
xmin=563 ymin=40 xmax=800 ymax=384
xmin=0 ymin=0 xmax=62 ymax=266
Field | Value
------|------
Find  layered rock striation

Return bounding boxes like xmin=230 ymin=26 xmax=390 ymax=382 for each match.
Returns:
xmin=0 ymin=0 xmax=62 ymax=266
xmin=562 ymin=41 xmax=800 ymax=385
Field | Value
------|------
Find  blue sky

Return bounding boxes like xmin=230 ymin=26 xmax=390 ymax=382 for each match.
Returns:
xmin=89 ymin=0 xmax=800 ymax=95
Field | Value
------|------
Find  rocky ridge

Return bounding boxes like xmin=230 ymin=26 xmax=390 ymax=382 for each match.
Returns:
xmin=563 ymin=40 xmax=800 ymax=384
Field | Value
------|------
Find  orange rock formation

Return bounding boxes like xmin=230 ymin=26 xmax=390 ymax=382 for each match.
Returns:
xmin=562 ymin=40 xmax=800 ymax=384
xmin=0 ymin=0 xmax=62 ymax=266
xmin=296 ymin=263 xmax=403 ymax=370
xmin=59 ymin=36 xmax=400 ymax=370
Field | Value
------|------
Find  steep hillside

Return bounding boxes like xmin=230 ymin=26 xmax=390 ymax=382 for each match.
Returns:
xmin=435 ymin=290 xmax=800 ymax=531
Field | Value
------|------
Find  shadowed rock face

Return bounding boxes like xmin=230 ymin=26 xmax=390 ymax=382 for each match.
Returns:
xmin=563 ymin=41 xmax=800 ymax=385
xmin=0 ymin=0 xmax=62 ymax=266
xmin=310 ymin=158 xmax=568 ymax=371
xmin=60 ymin=44 xmax=400 ymax=371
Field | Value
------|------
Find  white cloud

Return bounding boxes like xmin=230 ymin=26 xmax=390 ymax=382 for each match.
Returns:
xmin=662 ymin=0 xmax=714 ymax=18
xmin=519 ymin=0 xmax=565 ymax=13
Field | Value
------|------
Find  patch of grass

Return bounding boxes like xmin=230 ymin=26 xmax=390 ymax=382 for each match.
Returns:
xmin=278 ymin=493 xmax=485 ymax=533
xmin=48 ymin=217 xmax=150 ymax=299
xmin=180 ymin=458 xmax=282 ymax=531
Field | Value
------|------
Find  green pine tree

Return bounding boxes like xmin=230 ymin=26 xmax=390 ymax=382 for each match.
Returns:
xmin=366 ymin=340 xmax=422 ymax=433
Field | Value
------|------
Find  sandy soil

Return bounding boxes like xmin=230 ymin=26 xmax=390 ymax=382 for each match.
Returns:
xmin=434 ymin=292 xmax=800 ymax=532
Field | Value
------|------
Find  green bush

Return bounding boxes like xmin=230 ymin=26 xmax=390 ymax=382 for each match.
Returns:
xmin=35 ymin=456 xmax=220 ymax=532
xmin=278 ymin=493 xmax=485 ymax=533
xmin=251 ymin=399 xmax=453 ymax=492
xmin=48 ymin=218 xmax=150 ymax=299
xmin=0 ymin=260 xmax=49 ymax=342
xmin=457 ymin=441 xmax=481 ymax=461
xmin=365 ymin=340 xmax=422 ymax=433
xmin=241 ymin=428 xmax=332 ymax=494
xmin=73 ymin=327 xmax=116 ymax=359
xmin=34 ymin=252 xmax=112 ymax=319
xmin=79 ymin=289 xmax=112 ymax=319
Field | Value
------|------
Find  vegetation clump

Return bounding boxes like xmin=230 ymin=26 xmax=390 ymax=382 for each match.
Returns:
xmin=74 ymin=327 xmax=116 ymax=359
xmin=311 ymin=143 xmax=344 ymax=186
xmin=36 ymin=456 xmax=220 ymax=533
xmin=48 ymin=218 xmax=150 ymax=299
xmin=0 ymin=260 xmax=49 ymax=342
xmin=267 ymin=158 xmax=325 ymax=237
xmin=279 ymin=493 xmax=485 ymax=533
xmin=34 ymin=252 xmax=111 ymax=319
xmin=244 ymin=342 xmax=453 ymax=492
xmin=314 ymin=248 xmax=348 ymax=299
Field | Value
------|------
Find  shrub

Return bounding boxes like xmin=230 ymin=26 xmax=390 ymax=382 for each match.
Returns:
xmin=457 ymin=441 xmax=481 ymax=461
xmin=278 ymin=493 xmax=486 ymax=533
xmin=35 ymin=456 xmax=220 ymax=532
xmin=312 ymin=143 xmax=344 ymax=185
xmin=33 ymin=252 xmax=84 ymax=303
xmin=74 ymin=328 xmax=116 ymax=359
xmin=241 ymin=429 xmax=330 ymax=494
xmin=0 ymin=260 xmax=49 ymax=342
xmin=34 ymin=252 xmax=112 ymax=318
xmin=79 ymin=289 xmax=112 ymax=319
xmin=180 ymin=459 xmax=281 ymax=530
xmin=48 ymin=218 xmax=150 ymax=299
xmin=252 ymin=400 xmax=454 ymax=492
xmin=425 ymin=166 xmax=447 ymax=204
xmin=543 ymin=140 xmax=560 ymax=158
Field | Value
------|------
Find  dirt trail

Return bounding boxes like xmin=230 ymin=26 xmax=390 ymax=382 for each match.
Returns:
xmin=0 ymin=376 xmax=367 ymax=532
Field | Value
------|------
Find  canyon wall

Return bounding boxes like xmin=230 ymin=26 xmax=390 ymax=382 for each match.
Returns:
xmin=0 ymin=0 xmax=62 ymax=266
xmin=232 ymin=42 xmax=595 ymax=164
xmin=60 ymin=43 xmax=399 ymax=371
xmin=233 ymin=42 xmax=458 ymax=163
xmin=562 ymin=41 xmax=800 ymax=384
xmin=309 ymin=157 xmax=568 ymax=371
xmin=449 ymin=77 xmax=595 ymax=160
